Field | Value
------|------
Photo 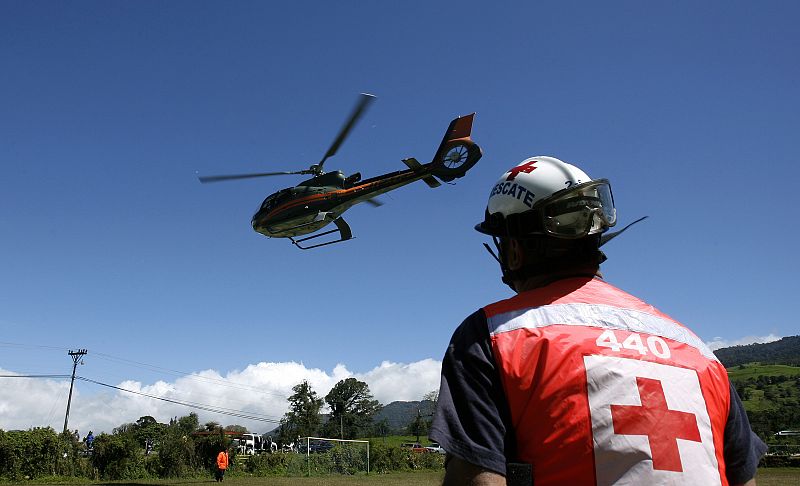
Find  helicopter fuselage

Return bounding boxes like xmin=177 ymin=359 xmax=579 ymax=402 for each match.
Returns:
xmin=251 ymin=167 xmax=433 ymax=238
xmin=200 ymin=105 xmax=481 ymax=249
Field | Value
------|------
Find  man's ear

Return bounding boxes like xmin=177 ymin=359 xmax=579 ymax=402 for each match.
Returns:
xmin=506 ymin=238 xmax=525 ymax=271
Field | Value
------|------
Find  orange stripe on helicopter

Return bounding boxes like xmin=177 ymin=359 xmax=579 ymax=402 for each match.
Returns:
xmin=263 ymin=172 xmax=412 ymax=219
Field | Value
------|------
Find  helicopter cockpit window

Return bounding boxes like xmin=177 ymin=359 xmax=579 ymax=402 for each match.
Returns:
xmin=260 ymin=190 xmax=293 ymax=211
xmin=261 ymin=197 xmax=275 ymax=211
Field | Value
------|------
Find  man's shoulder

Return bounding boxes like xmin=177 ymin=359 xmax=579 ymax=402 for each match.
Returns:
xmin=452 ymin=308 xmax=490 ymax=340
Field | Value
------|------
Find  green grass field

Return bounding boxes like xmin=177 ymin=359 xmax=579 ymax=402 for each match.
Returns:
xmin=756 ymin=468 xmax=800 ymax=486
xmin=13 ymin=468 xmax=800 ymax=485
xmin=726 ymin=362 xmax=800 ymax=415
xmin=727 ymin=363 xmax=800 ymax=381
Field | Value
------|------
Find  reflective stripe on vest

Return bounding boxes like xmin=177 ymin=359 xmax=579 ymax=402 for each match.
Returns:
xmin=485 ymin=278 xmax=731 ymax=486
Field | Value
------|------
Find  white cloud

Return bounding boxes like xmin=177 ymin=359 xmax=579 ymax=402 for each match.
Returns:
xmin=356 ymin=359 xmax=441 ymax=404
xmin=0 ymin=359 xmax=442 ymax=435
xmin=706 ymin=334 xmax=781 ymax=351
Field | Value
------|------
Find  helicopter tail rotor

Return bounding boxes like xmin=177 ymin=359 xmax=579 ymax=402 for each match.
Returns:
xmin=430 ymin=113 xmax=482 ymax=182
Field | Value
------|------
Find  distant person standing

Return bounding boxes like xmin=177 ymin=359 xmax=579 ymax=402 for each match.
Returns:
xmin=84 ymin=431 xmax=94 ymax=451
xmin=215 ymin=448 xmax=230 ymax=482
xmin=145 ymin=437 xmax=154 ymax=455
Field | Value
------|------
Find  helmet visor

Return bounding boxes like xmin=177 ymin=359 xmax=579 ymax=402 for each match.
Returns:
xmin=541 ymin=180 xmax=616 ymax=238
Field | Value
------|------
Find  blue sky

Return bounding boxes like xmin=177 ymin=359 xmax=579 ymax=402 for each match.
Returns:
xmin=1 ymin=1 xmax=798 ymax=433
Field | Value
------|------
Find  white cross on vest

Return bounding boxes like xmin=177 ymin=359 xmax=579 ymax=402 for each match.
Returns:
xmin=584 ymin=355 xmax=721 ymax=485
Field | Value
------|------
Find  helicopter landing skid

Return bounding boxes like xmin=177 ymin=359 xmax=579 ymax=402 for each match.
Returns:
xmin=289 ymin=217 xmax=353 ymax=250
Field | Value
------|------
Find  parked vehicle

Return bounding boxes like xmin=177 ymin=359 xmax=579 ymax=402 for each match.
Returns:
xmin=236 ymin=433 xmax=271 ymax=455
xmin=307 ymin=439 xmax=334 ymax=453
xmin=425 ymin=442 xmax=446 ymax=454
xmin=401 ymin=442 xmax=427 ymax=453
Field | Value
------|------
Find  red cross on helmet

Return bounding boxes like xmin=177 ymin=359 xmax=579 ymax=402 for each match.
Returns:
xmin=475 ymin=156 xmax=617 ymax=239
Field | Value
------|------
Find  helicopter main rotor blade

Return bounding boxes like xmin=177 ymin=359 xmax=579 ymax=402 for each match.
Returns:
xmin=198 ymin=170 xmax=307 ymax=184
xmin=317 ymin=93 xmax=376 ymax=170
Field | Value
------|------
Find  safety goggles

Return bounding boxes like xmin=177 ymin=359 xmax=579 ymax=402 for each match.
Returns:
xmin=538 ymin=179 xmax=616 ymax=238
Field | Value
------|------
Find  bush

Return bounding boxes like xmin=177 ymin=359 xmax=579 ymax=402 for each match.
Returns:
xmin=368 ymin=442 xmax=444 ymax=473
xmin=244 ymin=446 xmax=375 ymax=477
xmin=156 ymin=430 xmax=198 ymax=478
xmin=370 ymin=442 xmax=407 ymax=473
xmin=412 ymin=450 xmax=445 ymax=470
xmin=192 ymin=430 xmax=230 ymax=472
xmin=244 ymin=454 xmax=296 ymax=476
xmin=0 ymin=427 xmax=71 ymax=480
xmin=91 ymin=433 xmax=148 ymax=480
xmin=0 ymin=424 xmax=443 ymax=480
xmin=327 ymin=444 xmax=367 ymax=475
xmin=760 ymin=454 xmax=800 ymax=468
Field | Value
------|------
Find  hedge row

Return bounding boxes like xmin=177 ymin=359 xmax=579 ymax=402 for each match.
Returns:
xmin=0 ymin=427 xmax=443 ymax=481
xmin=241 ymin=444 xmax=444 ymax=476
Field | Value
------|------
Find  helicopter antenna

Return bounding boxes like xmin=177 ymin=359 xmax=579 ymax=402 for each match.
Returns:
xmin=313 ymin=93 xmax=376 ymax=175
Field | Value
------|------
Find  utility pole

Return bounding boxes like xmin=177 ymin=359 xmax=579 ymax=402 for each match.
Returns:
xmin=63 ymin=349 xmax=87 ymax=434
xmin=415 ymin=409 xmax=422 ymax=443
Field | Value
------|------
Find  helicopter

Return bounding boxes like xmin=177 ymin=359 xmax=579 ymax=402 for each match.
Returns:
xmin=198 ymin=94 xmax=482 ymax=249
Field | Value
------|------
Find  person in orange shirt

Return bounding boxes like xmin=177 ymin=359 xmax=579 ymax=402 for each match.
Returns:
xmin=215 ymin=448 xmax=229 ymax=482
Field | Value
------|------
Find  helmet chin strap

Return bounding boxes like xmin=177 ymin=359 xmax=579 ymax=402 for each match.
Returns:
xmin=482 ymin=237 xmax=518 ymax=292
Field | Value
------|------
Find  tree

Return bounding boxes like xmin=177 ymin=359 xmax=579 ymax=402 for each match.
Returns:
xmin=92 ymin=433 xmax=146 ymax=479
xmin=282 ymin=380 xmax=324 ymax=439
xmin=324 ymin=378 xmax=382 ymax=439
xmin=136 ymin=416 xmax=158 ymax=428
xmin=422 ymin=389 xmax=439 ymax=420
xmin=158 ymin=416 xmax=199 ymax=478
xmin=110 ymin=415 xmax=166 ymax=456
xmin=372 ymin=418 xmax=391 ymax=443
xmin=408 ymin=410 xmax=427 ymax=443
xmin=177 ymin=413 xmax=199 ymax=436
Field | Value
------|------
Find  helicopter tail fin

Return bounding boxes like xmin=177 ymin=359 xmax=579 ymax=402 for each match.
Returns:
xmin=433 ymin=113 xmax=474 ymax=161
xmin=402 ymin=157 xmax=442 ymax=188
xmin=429 ymin=113 xmax=482 ymax=182
xmin=434 ymin=113 xmax=475 ymax=151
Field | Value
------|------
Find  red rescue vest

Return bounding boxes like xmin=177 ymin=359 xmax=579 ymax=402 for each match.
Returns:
xmin=485 ymin=277 xmax=731 ymax=485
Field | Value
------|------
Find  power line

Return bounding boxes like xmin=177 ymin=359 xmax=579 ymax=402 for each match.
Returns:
xmin=0 ymin=340 xmax=290 ymax=401
xmin=90 ymin=351 xmax=289 ymax=399
xmin=0 ymin=341 xmax=292 ymax=420
xmin=0 ymin=374 xmax=70 ymax=379
xmin=0 ymin=373 xmax=284 ymax=424
xmin=0 ymin=341 xmax=67 ymax=351
xmin=75 ymin=376 xmax=282 ymax=424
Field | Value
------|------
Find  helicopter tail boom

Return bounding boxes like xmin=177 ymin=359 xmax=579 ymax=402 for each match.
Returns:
xmin=402 ymin=157 xmax=441 ymax=188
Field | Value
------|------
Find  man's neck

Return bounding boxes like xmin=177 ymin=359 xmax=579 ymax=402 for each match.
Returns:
xmin=514 ymin=267 xmax=601 ymax=293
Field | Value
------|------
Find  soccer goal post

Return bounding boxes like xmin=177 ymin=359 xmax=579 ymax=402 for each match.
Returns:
xmin=302 ymin=436 xmax=370 ymax=476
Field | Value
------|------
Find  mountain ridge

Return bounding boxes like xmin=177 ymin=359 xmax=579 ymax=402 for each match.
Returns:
xmin=712 ymin=335 xmax=800 ymax=367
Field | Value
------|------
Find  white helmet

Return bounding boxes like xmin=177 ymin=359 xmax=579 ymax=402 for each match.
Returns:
xmin=476 ymin=156 xmax=616 ymax=239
